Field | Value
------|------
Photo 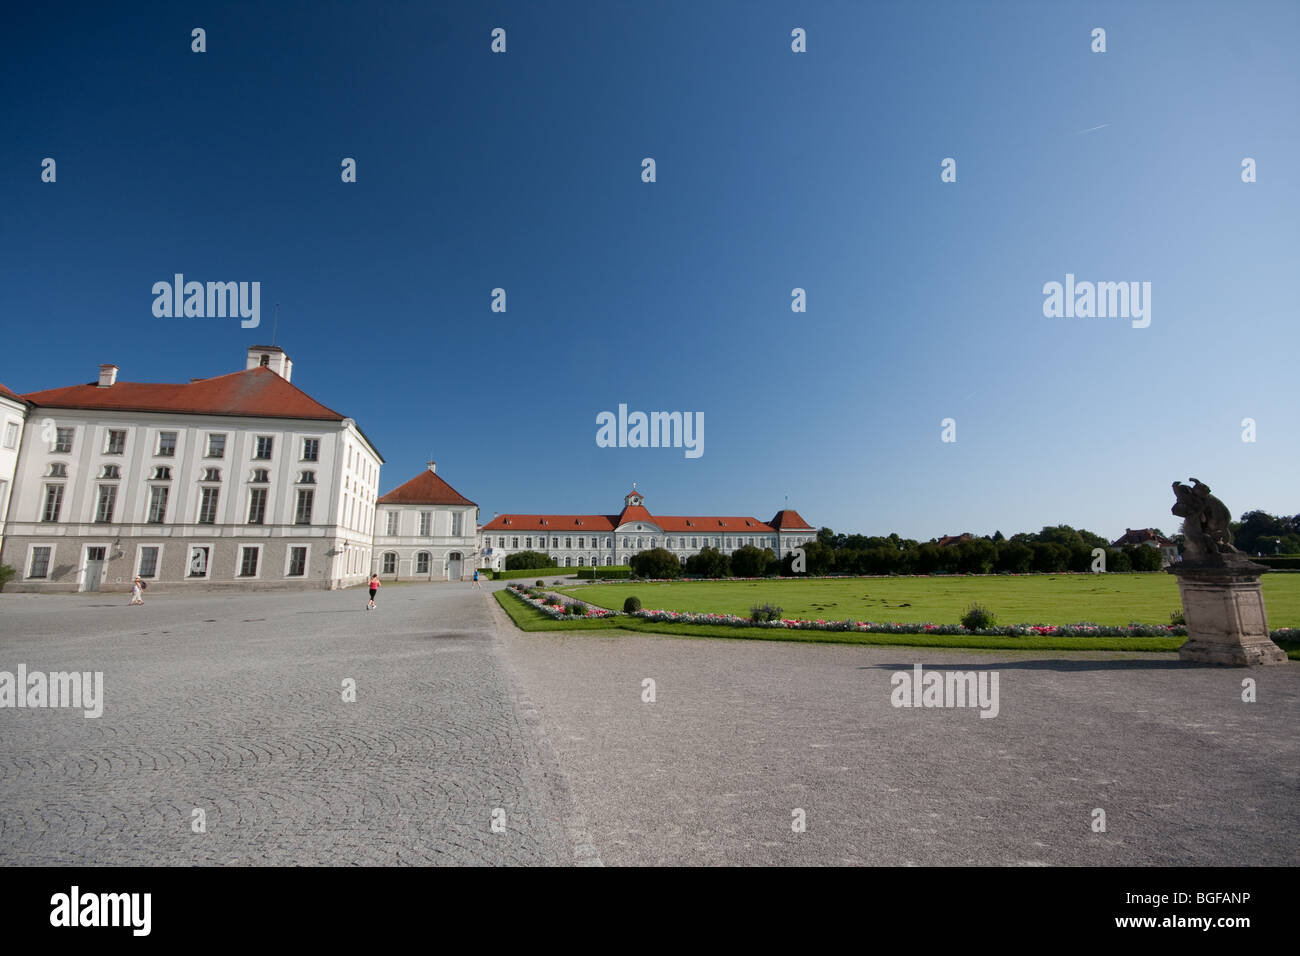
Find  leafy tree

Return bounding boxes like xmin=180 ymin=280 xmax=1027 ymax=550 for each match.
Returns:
xmin=1031 ymin=542 xmax=1070 ymax=573
xmin=995 ymin=541 xmax=1033 ymax=573
xmin=686 ymin=545 xmax=730 ymax=578
xmin=1126 ymin=545 xmax=1164 ymax=572
xmin=956 ymin=538 xmax=996 ymax=574
xmin=730 ymin=545 xmax=775 ymax=577
xmin=629 ymin=547 xmax=683 ymax=579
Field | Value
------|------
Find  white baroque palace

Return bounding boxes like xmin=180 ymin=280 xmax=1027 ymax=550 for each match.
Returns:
xmin=477 ymin=487 xmax=815 ymax=570
xmin=0 ymin=347 xmax=382 ymax=591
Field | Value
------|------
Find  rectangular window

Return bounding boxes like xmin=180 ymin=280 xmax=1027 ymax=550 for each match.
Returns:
xmin=525 ymin=536 xmax=533 ymax=548
xmin=419 ymin=512 xmax=431 ymax=536
xmin=147 ymin=485 xmax=169 ymax=523
xmin=248 ymin=488 xmax=267 ymax=525
xmin=498 ymin=537 xmax=504 ymax=548
xmin=386 ymin=511 xmax=399 ymax=535
xmin=93 ymin=485 xmax=117 ymax=523
xmin=138 ymin=546 xmax=159 ymax=578
xmin=105 ymin=429 xmax=126 ymax=455
xmin=295 ymin=488 xmax=313 ymax=525
xmin=198 ymin=487 xmax=220 ymax=524
xmin=157 ymin=431 xmax=177 ymax=457
xmin=302 ymin=438 xmax=319 ymax=461
xmin=2 ymin=422 xmax=16 ymax=449
xmin=451 ymin=512 xmax=463 ymax=537
xmin=206 ymin=433 xmax=226 ymax=458
xmin=511 ymin=537 xmax=518 ymax=549
xmin=578 ymin=537 xmax=585 ymax=549
xmin=53 ymin=427 xmax=74 ymax=453
xmin=380 ymin=552 xmax=396 ymax=574
xmin=239 ymin=547 xmax=260 ymax=577
xmin=287 ymin=546 xmax=307 ymax=576
xmin=565 ymin=537 xmax=572 ymax=548
xmin=42 ymin=484 xmax=64 ymax=522
xmin=28 ymin=546 xmax=52 ymax=578
xmin=254 ymin=436 xmax=274 ymax=460
xmin=188 ymin=546 xmax=211 ymax=578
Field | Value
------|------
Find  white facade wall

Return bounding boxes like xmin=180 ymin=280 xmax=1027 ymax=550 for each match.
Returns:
xmin=0 ymin=394 xmax=28 ymax=561
xmin=1 ymin=408 xmax=381 ymax=591
xmin=372 ymin=501 xmax=478 ymax=580
xmin=479 ymin=523 xmax=815 ymax=569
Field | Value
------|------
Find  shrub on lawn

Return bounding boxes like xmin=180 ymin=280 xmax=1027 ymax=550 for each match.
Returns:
xmin=566 ymin=602 xmax=584 ymax=616
xmin=506 ymin=550 xmax=554 ymax=571
xmin=750 ymin=603 xmax=783 ymax=623
xmin=629 ymin=548 xmax=683 ymax=579
xmin=1170 ymin=608 xmax=1186 ymax=626
xmin=0 ymin=564 xmax=14 ymax=592
xmin=536 ymin=580 xmax=545 ymax=587
xmin=623 ymin=595 xmax=642 ymax=613
xmin=961 ymin=603 xmax=996 ymax=630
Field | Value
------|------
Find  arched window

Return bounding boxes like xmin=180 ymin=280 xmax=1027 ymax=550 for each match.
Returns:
xmin=551 ymin=555 xmax=559 ymax=566
xmin=565 ymin=556 xmax=572 ymax=567
xmin=416 ymin=552 xmax=430 ymax=574
xmin=650 ymin=538 xmax=657 ymax=548
xmin=589 ymin=555 xmax=596 ymax=566
xmin=577 ymin=556 xmax=585 ymax=566
xmin=636 ymin=537 xmax=643 ymax=548
xmin=381 ymin=552 xmax=397 ymax=574
xmin=605 ymin=556 xmax=613 ymax=566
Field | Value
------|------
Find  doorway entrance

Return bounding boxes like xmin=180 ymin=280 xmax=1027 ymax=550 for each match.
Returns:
xmin=84 ymin=546 xmax=106 ymax=592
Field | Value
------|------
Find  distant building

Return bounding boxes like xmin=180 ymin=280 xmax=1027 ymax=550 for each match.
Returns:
xmin=1 ymin=347 xmax=383 ymax=592
xmin=372 ymin=462 xmax=478 ymax=581
xmin=1111 ymin=528 xmax=1179 ymax=566
xmin=478 ymin=487 xmax=815 ymax=570
xmin=935 ymin=533 xmax=973 ymax=548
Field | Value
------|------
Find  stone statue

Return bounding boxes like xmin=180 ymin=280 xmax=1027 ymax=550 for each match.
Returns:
xmin=1171 ymin=478 xmax=1241 ymax=562
xmin=1167 ymin=477 xmax=1283 ymax=664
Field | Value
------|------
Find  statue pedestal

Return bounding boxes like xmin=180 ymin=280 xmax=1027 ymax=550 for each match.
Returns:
xmin=1170 ymin=562 xmax=1287 ymax=666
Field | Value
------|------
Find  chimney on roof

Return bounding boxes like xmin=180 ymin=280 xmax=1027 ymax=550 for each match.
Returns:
xmin=246 ymin=346 xmax=292 ymax=382
xmin=427 ymin=461 xmax=436 ymax=473
xmin=98 ymin=364 xmax=118 ymax=388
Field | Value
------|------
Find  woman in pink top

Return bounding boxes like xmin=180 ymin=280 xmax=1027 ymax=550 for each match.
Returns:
xmin=367 ymin=574 xmax=381 ymax=610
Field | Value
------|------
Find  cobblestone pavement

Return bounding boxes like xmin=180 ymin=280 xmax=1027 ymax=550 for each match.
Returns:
xmin=490 ymin=593 xmax=1300 ymax=866
xmin=4 ymin=582 xmax=1298 ymax=867
xmin=0 ymin=584 xmax=573 ymax=865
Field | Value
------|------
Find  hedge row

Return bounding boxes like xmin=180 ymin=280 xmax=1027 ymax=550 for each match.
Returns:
xmin=575 ymin=566 xmax=633 ymax=580
xmin=491 ymin=567 xmax=575 ymax=581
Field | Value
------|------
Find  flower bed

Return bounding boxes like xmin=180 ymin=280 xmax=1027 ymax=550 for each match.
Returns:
xmin=507 ymin=584 xmax=620 ymax=620
xmin=630 ymin=608 xmax=1191 ymax=637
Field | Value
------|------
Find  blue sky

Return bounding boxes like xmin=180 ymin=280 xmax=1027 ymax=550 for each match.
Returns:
xmin=2 ymin=0 xmax=1296 ymax=540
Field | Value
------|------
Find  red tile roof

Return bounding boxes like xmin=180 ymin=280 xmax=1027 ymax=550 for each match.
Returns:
xmin=1111 ymin=528 xmax=1174 ymax=548
xmin=0 ymin=382 xmax=26 ymax=404
xmin=378 ymin=469 xmax=476 ymax=507
xmin=482 ymin=514 xmax=618 ymax=532
xmin=22 ymin=367 xmax=346 ymax=422
xmin=769 ymin=509 xmax=813 ymax=530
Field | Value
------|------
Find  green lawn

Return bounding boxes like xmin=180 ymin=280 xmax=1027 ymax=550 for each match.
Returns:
xmin=491 ymin=591 xmax=1188 ymax=653
xmin=557 ymin=573 xmax=1300 ymax=629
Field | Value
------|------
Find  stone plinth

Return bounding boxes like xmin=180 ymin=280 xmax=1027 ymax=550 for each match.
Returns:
xmin=1170 ymin=562 xmax=1287 ymax=666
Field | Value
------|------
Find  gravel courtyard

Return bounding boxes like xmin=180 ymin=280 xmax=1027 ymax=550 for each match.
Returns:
xmin=2 ymin=582 xmax=1296 ymax=866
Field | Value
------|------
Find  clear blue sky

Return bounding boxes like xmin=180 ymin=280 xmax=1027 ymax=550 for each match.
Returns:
xmin=2 ymin=0 xmax=1296 ymax=540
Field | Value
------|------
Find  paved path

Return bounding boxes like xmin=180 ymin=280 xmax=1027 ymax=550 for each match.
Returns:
xmin=3 ymin=581 xmax=1297 ymax=866
xmin=490 ymin=588 xmax=1300 ymax=866
xmin=0 ymin=583 xmax=573 ymax=865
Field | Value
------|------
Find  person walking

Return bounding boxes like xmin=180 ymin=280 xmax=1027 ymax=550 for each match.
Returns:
xmin=472 ymin=569 xmax=481 ymax=589
xmin=129 ymin=576 xmax=145 ymax=606
xmin=366 ymin=573 xmax=381 ymax=610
